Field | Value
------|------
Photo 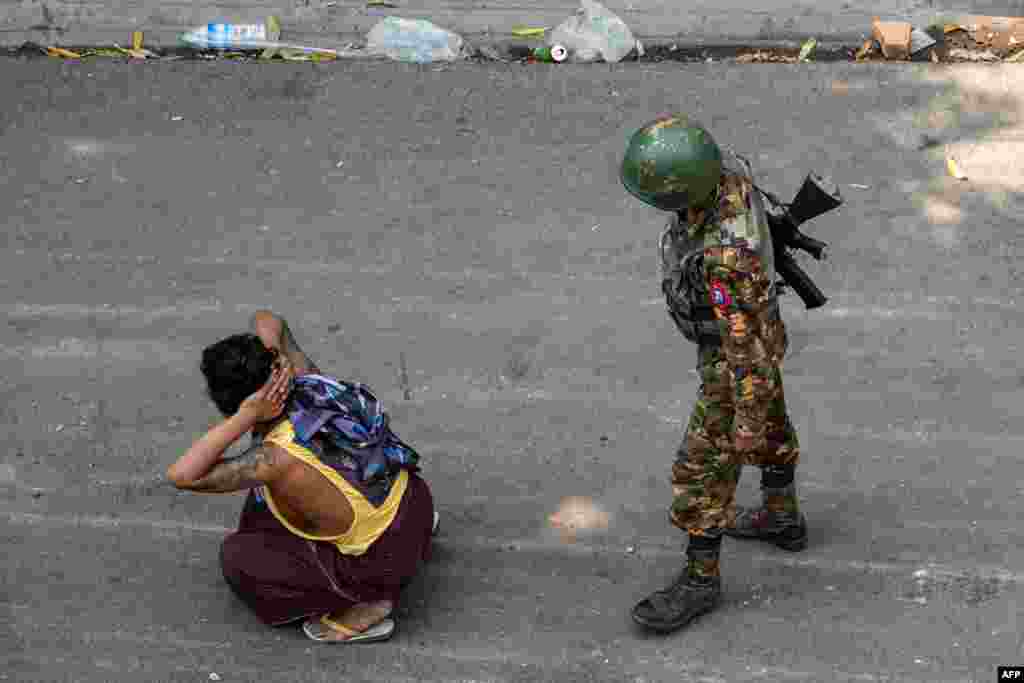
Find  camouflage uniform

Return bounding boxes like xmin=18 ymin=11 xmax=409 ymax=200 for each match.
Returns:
xmin=659 ymin=149 xmax=801 ymax=541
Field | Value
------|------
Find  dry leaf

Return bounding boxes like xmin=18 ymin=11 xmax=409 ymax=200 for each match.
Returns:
xmin=511 ymin=27 xmax=547 ymax=37
xmin=736 ymin=50 xmax=795 ymax=63
xmin=946 ymin=156 xmax=968 ymax=180
xmin=855 ymin=39 xmax=876 ymax=61
xmin=261 ymin=16 xmax=282 ymax=59
xmin=1006 ymin=49 xmax=1024 ymax=62
xmin=947 ymin=47 xmax=999 ymax=62
xmin=87 ymin=48 xmax=125 ymax=57
xmin=798 ymin=37 xmax=817 ymax=61
xmin=47 ymin=47 xmax=82 ymax=59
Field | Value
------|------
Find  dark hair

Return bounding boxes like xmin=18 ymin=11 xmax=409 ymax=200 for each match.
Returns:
xmin=200 ymin=333 xmax=276 ymax=417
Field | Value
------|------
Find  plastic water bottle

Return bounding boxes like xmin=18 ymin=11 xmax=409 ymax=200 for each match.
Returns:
xmin=180 ymin=23 xmax=269 ymax=49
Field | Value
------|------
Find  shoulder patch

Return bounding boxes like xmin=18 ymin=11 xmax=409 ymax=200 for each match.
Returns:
xmin=709 ymin=280 xmax=732 ymax=307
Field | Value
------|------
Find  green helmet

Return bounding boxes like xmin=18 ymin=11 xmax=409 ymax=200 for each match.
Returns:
xmin=620 ymin=115 xmax=723 ymax=212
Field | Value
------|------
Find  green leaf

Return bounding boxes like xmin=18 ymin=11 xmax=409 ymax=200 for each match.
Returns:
xmin=798 ymin=37 xmax=817 ymax=62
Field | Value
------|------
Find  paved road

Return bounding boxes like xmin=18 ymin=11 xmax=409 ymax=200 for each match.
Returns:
xmin=1 ymin=0 xmax=1023 ymax=49
xmin=1 ymin=59 xmax=1022 ymax=682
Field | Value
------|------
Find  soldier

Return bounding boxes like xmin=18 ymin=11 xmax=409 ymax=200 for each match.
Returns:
xmin=620 ymin=115 xmax=808 ymax=633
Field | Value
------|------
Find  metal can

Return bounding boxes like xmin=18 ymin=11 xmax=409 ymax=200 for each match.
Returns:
xmin=532 ymin=44 xmax=568 ymax=63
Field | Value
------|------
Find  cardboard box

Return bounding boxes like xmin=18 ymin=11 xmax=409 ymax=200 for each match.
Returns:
xmin=872 ymin=18 xmax=912 ymax=59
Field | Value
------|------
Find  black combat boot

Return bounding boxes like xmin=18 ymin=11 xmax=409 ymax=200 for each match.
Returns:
xmin=631 ymin=532 xmax=722 ymax=633
xmin=724 ymin=464 xmax=807 ymax=551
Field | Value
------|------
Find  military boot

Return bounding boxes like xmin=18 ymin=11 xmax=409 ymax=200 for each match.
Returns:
xmin=725 ymin=464 xmax=807 ymax=551
xmin=631 ymin=533 xmax=722 ymax=633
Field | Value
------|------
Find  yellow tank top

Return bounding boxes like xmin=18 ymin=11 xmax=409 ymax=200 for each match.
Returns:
xmin=261 ymin=419 xmax=408 ymax=556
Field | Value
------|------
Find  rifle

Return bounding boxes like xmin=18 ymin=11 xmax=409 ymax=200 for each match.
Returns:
xmin=754 ymin=173 xmax=843 ymax=310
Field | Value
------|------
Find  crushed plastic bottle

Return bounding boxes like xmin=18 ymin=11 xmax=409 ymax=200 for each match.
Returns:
xmin=547 ymin=0 xmax=642 ymax=63
xmin=364 ymin=17 xmax=471 ymax=63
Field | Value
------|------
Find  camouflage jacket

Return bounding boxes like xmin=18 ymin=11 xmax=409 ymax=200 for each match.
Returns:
xmin=659 ymin=146 xmax=779 ymax=345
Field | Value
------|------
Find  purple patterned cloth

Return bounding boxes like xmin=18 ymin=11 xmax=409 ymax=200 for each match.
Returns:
xmin=282 ymin=374 xmax=420 ymax=507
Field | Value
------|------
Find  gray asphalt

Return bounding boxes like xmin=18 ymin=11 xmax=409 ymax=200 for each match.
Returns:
xmin=1 ymin=58 xmax=1023 ymax=683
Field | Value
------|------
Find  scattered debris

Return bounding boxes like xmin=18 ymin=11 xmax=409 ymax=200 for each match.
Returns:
xmin=849 ymin=183 xmax=870 ymax=190
xmin=547 ymin=0 xmax=642 ymax=63
xmin=367 ymin=0 xmax=399 ymax=6
xmin=948 ymin=47 xmax=1000 ymax=62
xmin=957 ymin=15 xmax=1024 ymax=52
xmin=736 ymin=50 xmax=800 ymax=63
xmin=475 ymin=44 xmax=508 ymax=62
xmin=9 ymin=13 xmax=1024 ymax=66
xmin=734 ymin=43 xmax=824 ymax=64
xmin=940 ymin=16 xmax=1024 ymax=60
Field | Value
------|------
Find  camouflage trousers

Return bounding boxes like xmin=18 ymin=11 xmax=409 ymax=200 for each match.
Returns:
xmin=669 ymin=329 xmax=800 ymax=536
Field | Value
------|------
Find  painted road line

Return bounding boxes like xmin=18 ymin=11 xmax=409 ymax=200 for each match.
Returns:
xmin=1 ymin=508 xmax=1019 ymax=587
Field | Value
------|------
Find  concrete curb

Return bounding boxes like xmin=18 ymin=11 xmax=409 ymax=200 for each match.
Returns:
xmin=0 ymin=3 xmax=1011 ymax=50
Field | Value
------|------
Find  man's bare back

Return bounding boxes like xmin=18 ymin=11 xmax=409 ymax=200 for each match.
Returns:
xmin=260 ymin=436 xmax=356 ymax=537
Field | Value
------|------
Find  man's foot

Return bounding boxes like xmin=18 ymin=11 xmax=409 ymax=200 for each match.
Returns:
xmin=724 ymin=506 xmax=807 ymax=551
xmin=302 ymin=600 xmax=395 ymax=643
xmin=631 ymin=571 xmax=721 ymax=633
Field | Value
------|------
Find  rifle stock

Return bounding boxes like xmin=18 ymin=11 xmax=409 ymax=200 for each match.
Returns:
xmin=774 ymin=248 xmax=828 ymax=310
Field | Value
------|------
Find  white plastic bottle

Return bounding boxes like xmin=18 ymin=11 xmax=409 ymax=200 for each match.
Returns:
xmin=180 ymin=23 xmax=269 ymax=49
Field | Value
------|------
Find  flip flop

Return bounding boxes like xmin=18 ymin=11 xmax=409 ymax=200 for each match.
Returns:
xmin=302 ymin=614 xmax=396 ymax=643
